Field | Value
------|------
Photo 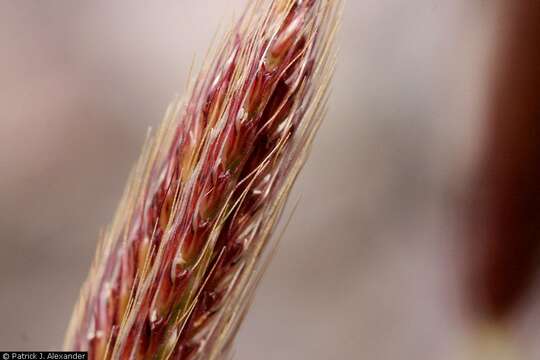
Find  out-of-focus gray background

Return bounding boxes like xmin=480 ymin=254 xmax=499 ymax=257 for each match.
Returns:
xmin=2 ymin=0 xmax=534 ymax=358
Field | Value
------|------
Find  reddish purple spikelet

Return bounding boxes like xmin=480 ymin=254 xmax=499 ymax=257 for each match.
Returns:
xmin=65 ymin=1 xmax=339 ymax=359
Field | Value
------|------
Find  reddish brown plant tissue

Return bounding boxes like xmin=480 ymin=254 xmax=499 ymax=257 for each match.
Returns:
xmin=64 ymin=1 xmax=340 ymax=359
xmin=470 ymin=0 xmax=540 ymax=323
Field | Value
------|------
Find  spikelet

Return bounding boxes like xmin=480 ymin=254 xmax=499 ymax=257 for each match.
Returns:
xmin=64 ymin=0 xmax=340 ymax=359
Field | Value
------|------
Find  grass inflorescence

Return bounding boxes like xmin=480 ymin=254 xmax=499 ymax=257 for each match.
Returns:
xmin=64 ymin=1 xmax=340 ymax=359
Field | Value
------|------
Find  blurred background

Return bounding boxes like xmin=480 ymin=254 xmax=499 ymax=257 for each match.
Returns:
xmin=1 ymin=0 xmax=539 ymax=359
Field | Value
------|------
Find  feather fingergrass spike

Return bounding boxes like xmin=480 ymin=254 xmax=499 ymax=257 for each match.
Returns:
xmin=64 ymin=0 xmax=340 ymax=358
